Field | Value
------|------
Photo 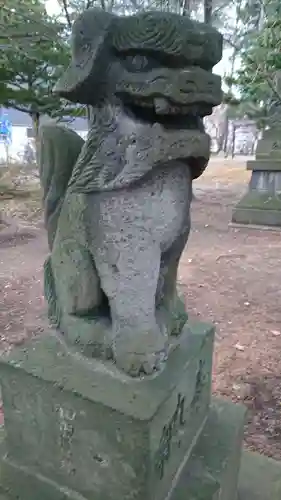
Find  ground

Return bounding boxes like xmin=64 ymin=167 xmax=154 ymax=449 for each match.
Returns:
xmin=1 ymin=157 xmax=281 ymax=460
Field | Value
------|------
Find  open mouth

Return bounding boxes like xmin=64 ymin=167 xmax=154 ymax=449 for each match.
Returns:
xmin=122 ymin=95 xmax=210 ymax=177
xmin=123 ymin=96 xmax=210 ymax=130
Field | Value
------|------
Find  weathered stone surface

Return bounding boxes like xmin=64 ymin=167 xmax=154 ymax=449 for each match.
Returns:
xmin=39 ymin=7 xmax=223 ymax=377
xmin=232 ymin=190 xmax=281 ymax=227
xmin=0 ymin=397 xmax=246 ymax=500
xmin=169 ymin=398 xmax=246 ymax=500
xmin=247 ymin=159 xmax=281 ymax=171
xmin=1 ymin=400 xmax=280 ymax=500
xmin=255 ymin=127 xmax=281 ymax=160
xmin=248 ymin=170 xmax=281 ymax=193
xmin=239 ymin=450 xmax=281 ymax=500
xmin=2 ymin=447 xmax=281 ymax=500
xmin=232 ymin=205 xmax=281 ymax=227
xmin=0 ymin=322 xmax=214 ymax=500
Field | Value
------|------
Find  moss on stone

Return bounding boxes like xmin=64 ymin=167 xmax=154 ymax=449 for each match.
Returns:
xmin=236 ymin=191 xmax=281 ymax=211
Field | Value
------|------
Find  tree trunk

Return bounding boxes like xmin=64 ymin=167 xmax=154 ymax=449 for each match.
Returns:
xmin=204 ymin=0 xmax=212 ymax=24
xmin=181 ymin=0 xmax=192 ymax=17
xmin=231 ymin=126 xmax=236 ymax=158
xmin=30 ymin=112 xmax=40 ymax=163
xmin=31 ymin=112 xmax=40 ymax=139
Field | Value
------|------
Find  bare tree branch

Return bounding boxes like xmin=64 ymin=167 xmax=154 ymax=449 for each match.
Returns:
xmin=61 ymin=0 xmax=72 ymax=27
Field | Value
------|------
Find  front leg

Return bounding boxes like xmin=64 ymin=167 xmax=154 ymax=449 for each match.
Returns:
xmin=92 ymin=236 xmax=168 ymax=377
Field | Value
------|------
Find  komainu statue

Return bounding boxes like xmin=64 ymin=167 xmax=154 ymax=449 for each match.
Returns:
xmin=39 ymin=8 xmax=222 ymax=376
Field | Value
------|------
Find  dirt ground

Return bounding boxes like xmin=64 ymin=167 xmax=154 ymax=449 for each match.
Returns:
xmin=1 ymin=157 xmax=281 ymax=460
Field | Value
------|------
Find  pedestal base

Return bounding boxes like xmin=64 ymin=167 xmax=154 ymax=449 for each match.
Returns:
xmin=0 ymin=322 xmax=214 ymax=500
xmin=2 ymin=443 xmax=281 ymax=500
xmin=232 ymin=190 xmax=281 ymax=227
xmin=1 ymin=398 xmax=246 ymax=500
xmin=239 ymin=450 xmax=281 ymax=500
xmin=0 ymin=322 xmax=246 ymax=500
xmin=232 ymin=154 xmax=281 ymax=227
xmin=168 ymin=398 xmax=246 ymax=500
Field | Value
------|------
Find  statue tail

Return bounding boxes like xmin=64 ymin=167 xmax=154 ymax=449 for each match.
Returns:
xmin=39 ymin=124 xmax=85 ymax=325
xmin=44 ymin=255 xmax=60 ymax=327
xmin=38 ymin=123 xmax=85 ymax=250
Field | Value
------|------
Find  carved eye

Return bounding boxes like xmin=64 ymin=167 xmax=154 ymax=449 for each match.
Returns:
xmin=124 ymin=54 xmax=150 ymax=72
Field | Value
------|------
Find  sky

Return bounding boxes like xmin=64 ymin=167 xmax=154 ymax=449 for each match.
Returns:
xmin=45 ymin=0 xmax=234 ymax=80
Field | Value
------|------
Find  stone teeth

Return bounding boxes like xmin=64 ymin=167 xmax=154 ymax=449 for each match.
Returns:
xmin=143 ymin=100 xmax=153 ymax=108
xmin=130 ymin=97 xmax=207 ymax=117
xmin=153 ymin=99 xmax=194 ymax=116
xmin=154 ymin=97 xmax=169 ymax=114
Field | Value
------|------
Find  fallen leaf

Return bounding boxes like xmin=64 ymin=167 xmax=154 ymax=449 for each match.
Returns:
xmin=235 ymin=343 xmax=245 ymax=351
xmin=270 ymin=330 xmax=281 ymax=337
xmin=232 ymin=384 xmax=241 ymax=391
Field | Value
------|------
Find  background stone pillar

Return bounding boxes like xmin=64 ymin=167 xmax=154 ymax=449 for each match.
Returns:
xmin=232 ymin=127 xmax=281 ymax=227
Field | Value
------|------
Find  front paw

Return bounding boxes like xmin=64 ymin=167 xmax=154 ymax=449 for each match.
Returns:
xmin=113 ymin=327 xmax=168 ymax=377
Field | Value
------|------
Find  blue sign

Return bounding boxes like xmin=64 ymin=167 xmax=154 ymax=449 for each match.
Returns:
xmin=0 ymin=115 xmax=12 ymax=144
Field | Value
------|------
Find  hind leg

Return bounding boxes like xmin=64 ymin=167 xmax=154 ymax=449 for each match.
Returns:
xmin=156 ymin=228 xmax=190 ymax=336
xmin=50 ymin=236 xmax=112 ymax=356
xmin=92 ymin=237 xmax=168 ymax=377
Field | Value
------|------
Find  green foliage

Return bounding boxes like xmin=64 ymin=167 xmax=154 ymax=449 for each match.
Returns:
xmin=0 ymin=0 xmax=75 ymax=130
xmin=234 ymin=0 xmax=281 ymax=128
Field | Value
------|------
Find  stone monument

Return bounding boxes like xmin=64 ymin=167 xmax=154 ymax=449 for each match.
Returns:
xmin=0 ymin=8 xmax=246 ymax=500
xmin=232 ymin=127 xmax=281 ymax=227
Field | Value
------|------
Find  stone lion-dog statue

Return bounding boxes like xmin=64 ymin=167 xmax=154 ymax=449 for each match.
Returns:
xmin=39 ymin=8 xmax=222 ymax=376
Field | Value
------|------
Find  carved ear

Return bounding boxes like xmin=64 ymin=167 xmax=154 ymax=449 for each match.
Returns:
xmin=53 ymin=9 xmax=115 ymax=104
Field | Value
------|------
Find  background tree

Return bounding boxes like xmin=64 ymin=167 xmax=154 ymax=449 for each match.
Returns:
xmin=237 ymin=16 xmax=281 ymax=127
xmin=224 ymin=0 xmax=281 ymax=130
xmin=0 ymin=0 xmax=74 ymax=136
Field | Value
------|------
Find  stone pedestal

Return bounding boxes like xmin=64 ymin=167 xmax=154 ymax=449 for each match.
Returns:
xmin=232 ymin=128 xmax=281 ymax=227
xmin=0 ymin=322 xmax=246 ymax=500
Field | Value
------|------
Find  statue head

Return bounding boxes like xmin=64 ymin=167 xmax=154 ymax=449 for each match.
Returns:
xmin=54 ymin=9 xmax=223 ymax=185
xmin=54 ymin=8 xmax=222 ymax=117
